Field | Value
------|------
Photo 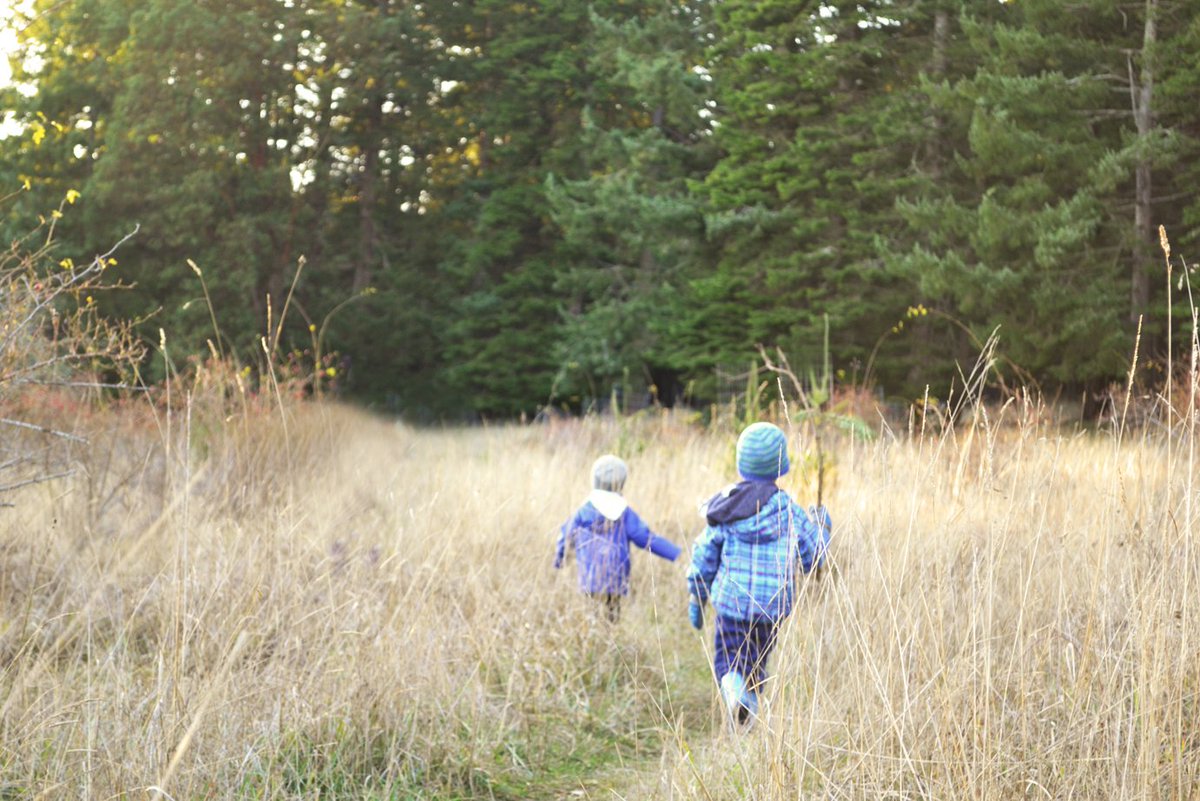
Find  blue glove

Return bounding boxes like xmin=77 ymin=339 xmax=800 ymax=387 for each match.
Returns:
xmin=688 ymin=596 xmax=704 ymax=630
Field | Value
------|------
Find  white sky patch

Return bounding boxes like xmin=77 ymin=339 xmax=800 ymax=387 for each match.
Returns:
xmin=0 ymin=0 xmax=33 ymax=81
xmin=0 ymin=0 xmax=35 ymax=138
xmin=0 ymin=22 xmax=13 ymax=86
xmin=295 ymin=81 xmax=319 ymax=106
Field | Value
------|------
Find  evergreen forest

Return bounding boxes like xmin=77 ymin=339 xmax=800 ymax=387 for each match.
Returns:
xmin=3 ymin=0 xmax=1197 ymax=419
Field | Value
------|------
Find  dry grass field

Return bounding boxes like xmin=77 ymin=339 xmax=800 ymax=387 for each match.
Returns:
xmin=0 ymin=387 xmax=1197 ymax=799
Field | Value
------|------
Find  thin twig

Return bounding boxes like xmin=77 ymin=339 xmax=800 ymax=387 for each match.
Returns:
xmin=10 ymin=379 xmax=145 ymax=391
xmin=0 ymin=350 xmax=123 ymax=384
xmin=0 ymin=418 xmax=88 ymax=444
xmin=94 ymin=224 xmax=140 ymax=263
xmin=0 ymin=469 xmax=74 ymax=494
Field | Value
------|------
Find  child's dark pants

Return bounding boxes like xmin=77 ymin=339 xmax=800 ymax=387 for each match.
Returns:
xmin=714 ymin=614 xmax=779 ymax=692
xmin=589 ymin=593 xmax=621 ymax=623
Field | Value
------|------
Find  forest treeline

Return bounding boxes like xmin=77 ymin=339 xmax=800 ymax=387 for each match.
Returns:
xmin=2 ymin=0 xmax=1197 ymax=418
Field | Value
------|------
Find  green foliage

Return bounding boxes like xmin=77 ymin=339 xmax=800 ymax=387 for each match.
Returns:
xmin=545 ymin=2 xmax=716 ymax=408
xmin=5 ymin=0 xmax=1200 ymax=416
xmin=684 ymin=1 xmax=952 ymax=396
xmin=3 ymin=0 xmax=451 ymax=396
xmin=444 ymin=254 xmax=561 ymax=417
xmin=893 ymin=0 xmax=1181 ymax=385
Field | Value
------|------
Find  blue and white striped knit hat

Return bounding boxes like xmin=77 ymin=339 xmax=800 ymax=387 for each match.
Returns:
xmin=736 ymin=422 xmax=790 ymax=480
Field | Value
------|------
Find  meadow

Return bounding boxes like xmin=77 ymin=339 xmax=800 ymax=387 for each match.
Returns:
xmin=0 ymin=382 xmax=1197 ymax=800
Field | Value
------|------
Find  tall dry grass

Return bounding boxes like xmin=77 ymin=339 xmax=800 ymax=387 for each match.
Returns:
xmin=647 ymin=397 xmax=1200 ymax=800
xmin=0 ymin=389 xmax=1197 ymax=799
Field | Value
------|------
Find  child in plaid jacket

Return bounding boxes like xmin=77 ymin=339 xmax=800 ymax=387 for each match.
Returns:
xmin=686 ymin=422 xmax=831 ymax=723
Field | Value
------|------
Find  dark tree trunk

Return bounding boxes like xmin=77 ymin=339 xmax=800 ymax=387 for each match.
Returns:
xmin=1130 ymin=0 xmax=1157 ymax=322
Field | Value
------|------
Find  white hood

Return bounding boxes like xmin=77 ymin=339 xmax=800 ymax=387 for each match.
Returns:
xmin=588 ymin=489 xmax=628 ymax=521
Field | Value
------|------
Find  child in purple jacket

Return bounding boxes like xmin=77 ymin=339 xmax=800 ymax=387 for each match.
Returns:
xmin=555 ymin=454 xmax=682 ymax=621
xmin=686 ymin=422 xmax=831 ymax=725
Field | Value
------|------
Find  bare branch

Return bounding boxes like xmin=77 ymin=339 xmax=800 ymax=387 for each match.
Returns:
xmin=93 ymin=225 xmax=140 ymax=264
xmin=11 ymin=379 xmax=146 ymax=391
xmin=757 ymin=344 xmax=809 ymax=404
xmin=0 ymin=418 xmax=88 ymax=444
xmin=0 ymin=469 xmax=75 ymax=495
xmin=0 ymin=457 xmax=30 ymax=473
xmin=1 ymin=351 xmax=128 ymax=384
xmin=0 ymin=225 xmax=139 ymax=359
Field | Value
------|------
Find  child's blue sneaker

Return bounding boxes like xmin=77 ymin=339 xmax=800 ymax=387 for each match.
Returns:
xmin=741 ymin=686 xmax=759 ymax=719
xmin=719 ymin=672 xmax=757 ymax=726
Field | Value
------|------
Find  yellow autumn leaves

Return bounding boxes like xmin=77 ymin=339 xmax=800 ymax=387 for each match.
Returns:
xmin=890 ymin=303 xmax=930 ymax=334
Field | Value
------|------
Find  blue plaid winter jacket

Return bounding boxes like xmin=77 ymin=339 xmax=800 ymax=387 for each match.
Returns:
xmin=687 ymin=481 xmax=831 ymax=623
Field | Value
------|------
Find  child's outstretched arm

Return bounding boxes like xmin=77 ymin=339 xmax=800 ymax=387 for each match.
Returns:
xmin=624 ymin=509 xmax=682 ymax=562
xmin=794 ymin=503 xmax=832 ymax=573
xmin=554 ymin=515 xmax=575 ymax=569
xmin=685 ymin=525 xmax=724 ymax=603
xmin=685 ymin=526 xmax=724 ymax=629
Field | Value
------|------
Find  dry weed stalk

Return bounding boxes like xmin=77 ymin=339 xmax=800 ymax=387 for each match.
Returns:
xmin=0 ymin=232 xmax=1197 ymax=798
xmin=0 ymin=217 xmax=143 ymax=507
xmin=0 ymin=400 xmax=1194 ymax=799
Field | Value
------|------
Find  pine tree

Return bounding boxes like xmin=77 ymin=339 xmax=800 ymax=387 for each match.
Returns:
xmin=1155 ymin=1 xmax=1200 ymax=289
xmin=686 ymin=1 xmax=951 ymax=398
xmin=544 ymin=2 xmax=716 ymax=409
xmin=4 ymin=0 xmax=318 ymax=360
xmin=1 ymin=0 xmax=135 ymax=245
xmin=297 ymin=0 xmax=453 ymax=410
xmin=435 ymin=0 xmax=701 ymax=415
xmin=2 ymin=0 xmax=451 ymax=396
xmin=896 ymin=0 xmax=1187 ymax=386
